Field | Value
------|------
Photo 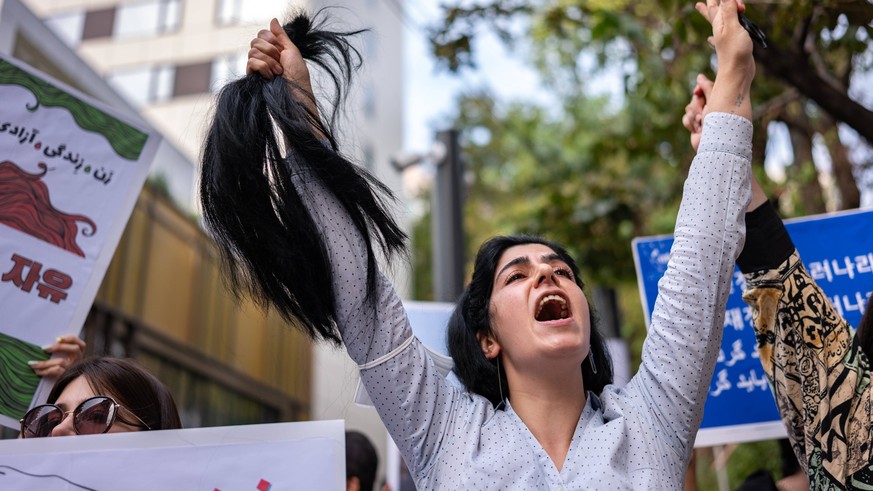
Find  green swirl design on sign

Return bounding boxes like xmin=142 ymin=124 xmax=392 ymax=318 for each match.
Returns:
xmin=0 ymin=59 xmax=148 ymax=160
xmin=0 ymin=332 xmax=49 ymax=420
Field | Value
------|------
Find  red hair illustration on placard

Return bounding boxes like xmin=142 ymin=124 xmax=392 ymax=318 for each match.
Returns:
xmin=0 ymin=161 xmax=96 ymax=257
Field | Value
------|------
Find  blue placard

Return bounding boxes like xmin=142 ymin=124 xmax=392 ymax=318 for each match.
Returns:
xmin=633 ymin=209 xmax=873 ymax=435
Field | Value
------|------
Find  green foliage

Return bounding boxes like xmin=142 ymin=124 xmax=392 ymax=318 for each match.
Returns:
xmin=433 ymin=0 xmax=753 ymax=286
xmin=454 ymin=89 xmax=686 ymax=286
xmin=430 ymin=0 xmax=873 ymax=220
xmin=412 ymin=192 xmax=435 ymax=301
xmin=147 ymin=172 xmax=172 ymax=201
xmin=694 ymin=440 xmax=786 ymax=490
xmin=616 ymin=282 xmax=645 ymax=372
xmin=418 ymin=0 xmax=873 ymax=352
xmin=429 ymin=2 xmax=533 ymax=72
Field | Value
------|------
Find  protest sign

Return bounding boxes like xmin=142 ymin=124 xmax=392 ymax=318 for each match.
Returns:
xmin=632 ymin=208 xmax=873 ymax=447
xmin=0 ymin=420 xmax=344 ymax=489
xmin=0 ymin=55 xmax=159 ymax=429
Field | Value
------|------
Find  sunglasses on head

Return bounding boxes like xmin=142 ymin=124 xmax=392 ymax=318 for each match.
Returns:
xmin=19 ymin=395 xmax=151 ymax=438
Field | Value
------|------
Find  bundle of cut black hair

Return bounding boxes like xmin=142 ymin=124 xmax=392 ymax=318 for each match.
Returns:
xmin=200 ymin=11 xmax=406 ymax=345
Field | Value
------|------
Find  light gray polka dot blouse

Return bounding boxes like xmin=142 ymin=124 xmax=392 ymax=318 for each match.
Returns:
xmin=297 ymin=113 xmax=752 ymax=490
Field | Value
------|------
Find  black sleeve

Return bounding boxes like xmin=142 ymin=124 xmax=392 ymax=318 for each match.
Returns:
xmin=736 ymin=200 xmax=795 ymax=274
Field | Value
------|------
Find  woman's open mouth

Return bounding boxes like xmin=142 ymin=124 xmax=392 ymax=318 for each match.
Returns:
xmin=535 ymin=294 xmax=570 ymax=322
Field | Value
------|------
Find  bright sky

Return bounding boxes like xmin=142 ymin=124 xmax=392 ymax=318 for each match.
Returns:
xmin=399 ymin=0 xmax=780 ymax=165
xmin=399 ymin=1 xmax=551 ymax=154
xmin=399 ymin=1 xmax=631 ymax=154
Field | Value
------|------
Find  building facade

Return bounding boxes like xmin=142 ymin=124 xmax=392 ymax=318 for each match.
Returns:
xmin=23 ymin=0 xmax=406 ymax=217
xmin=13 ymin=0 xmax=409 ymax=483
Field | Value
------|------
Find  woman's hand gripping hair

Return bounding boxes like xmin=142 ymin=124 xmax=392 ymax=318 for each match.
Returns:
xmin=247 ymin=18 xmax=319 ymax=121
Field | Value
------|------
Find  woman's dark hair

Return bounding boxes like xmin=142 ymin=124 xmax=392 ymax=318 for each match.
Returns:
xmin=47 ymin=356 xmax=182 ymax=431
xmin=858 ymin=295 xmax=873 ymax=362
xmin=200 ymin=11 xmax=406 ymax=345
xmin=448 ymin=235 xmax=613 ymax=408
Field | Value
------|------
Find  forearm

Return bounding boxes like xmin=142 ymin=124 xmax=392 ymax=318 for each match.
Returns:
xmin=291 ymin=169 xmax=407 ymax=358
xmin=634 ymin=112 xmax=752 ymax=453
xmin=707 ymin=64 xmax=753 ymax=121
xmin=737 ymin=204 xmax=805 ymax=466
xmin=286 ymin=78 xmax=326 ymax=140
xmin=736 ymin=200 xmax=794 ymax=273
xmin=701 ymin=0 xmax=755 ymax=122
xmin=742 ymin=251 xmax=872 ymax=481
xmin=747 ymin=176 xmax=767 ymax=212
xmin=292 ymin=169 xmax=461 ymax=474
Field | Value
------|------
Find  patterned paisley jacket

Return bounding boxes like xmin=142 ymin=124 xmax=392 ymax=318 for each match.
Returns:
xmin=739 ymin=202 xmax=873 ymax=490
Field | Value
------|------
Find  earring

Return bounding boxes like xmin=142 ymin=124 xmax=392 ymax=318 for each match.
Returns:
xmin=589 ymin=353 xmax=598 ymax=375
xmin=496 ymin=356 xmax=506 ymax=410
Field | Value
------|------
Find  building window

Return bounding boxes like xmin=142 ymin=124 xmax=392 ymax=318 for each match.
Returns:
xmin=108 ymin=65 xmax=175 ymax=107
xmin=45 ymin=11 xmax=86 ymax=47
xmin=108 ymin=57 xmax=225 ymax=107
xmin=215 ymin=0 xmax=289 ymax=26
xmin=115 ymin=0 xmax=182 ymax=39
xmin=51 ymin=0 xmax=181 ymax=44
xmin=174 ymin=61 xmax=212 ymax=97
xmin=81 ymin=7 xmax=116 ymax=41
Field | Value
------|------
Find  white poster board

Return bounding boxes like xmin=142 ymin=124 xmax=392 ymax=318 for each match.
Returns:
xmin=0 ymin=55 xmax=159 ymax=429
xmin=0 ymin=420 xmax=345 ymax=490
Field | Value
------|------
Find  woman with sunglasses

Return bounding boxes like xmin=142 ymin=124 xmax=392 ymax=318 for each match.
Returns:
xmin=19 ymin=357 xmax=181 ymax=438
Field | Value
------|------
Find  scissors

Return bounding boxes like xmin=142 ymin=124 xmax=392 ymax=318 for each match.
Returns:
xmin=738 ymin=13 xmax=767 ymax=49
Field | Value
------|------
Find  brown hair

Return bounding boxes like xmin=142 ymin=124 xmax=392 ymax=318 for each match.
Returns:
xmin=47 ymin=356 xmax=181 ymax=430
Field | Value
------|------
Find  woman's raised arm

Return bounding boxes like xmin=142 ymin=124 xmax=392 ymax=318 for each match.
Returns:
xmin=201 ymin=12 xmax=478 ymax=480
xmin=200 ymin=13 xmax=405 ymax=345
xmin=626 ymin=0 xmax=755 ymax=463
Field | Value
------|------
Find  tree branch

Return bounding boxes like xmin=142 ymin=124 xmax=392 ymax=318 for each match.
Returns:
xmin=754 ymin=42 xmax=873 ymax=145
xmin=752 ymin=89 xmax=800 ymax=121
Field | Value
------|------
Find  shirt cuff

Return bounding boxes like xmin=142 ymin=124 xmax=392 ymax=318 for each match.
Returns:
xmin=697 ymin=113 xmax=753 ymax=162
xmin=736 ymin=200 xmax=795 ymax=273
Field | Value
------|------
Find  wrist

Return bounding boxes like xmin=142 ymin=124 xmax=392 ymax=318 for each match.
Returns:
xmin=706 ymin=75 xmax=752 ymax=120
xmin=712 ymin=58 xmax=754 ymax=95
xmin=713 ymin=67 xmax=752 ymax=92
